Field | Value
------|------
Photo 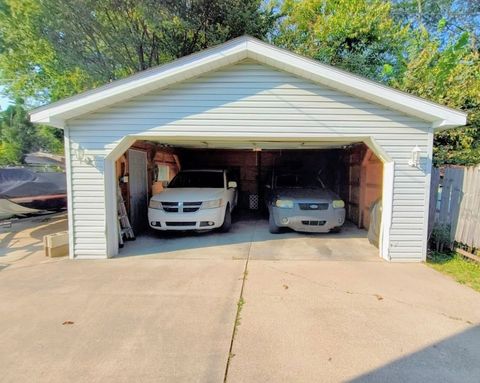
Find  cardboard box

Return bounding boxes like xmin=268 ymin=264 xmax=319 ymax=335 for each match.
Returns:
xmin=44 ymin=231 xmax=69 ymax=258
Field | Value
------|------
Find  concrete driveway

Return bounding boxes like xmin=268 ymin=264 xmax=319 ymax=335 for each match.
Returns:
xmin=1 ymin=215 xmax=480 ymax=382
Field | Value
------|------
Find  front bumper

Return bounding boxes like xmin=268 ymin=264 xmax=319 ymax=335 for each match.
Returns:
xmin=148 ymin=206 xmax=226 ymax=231
xmin=271 ymin=205 xmax=345 ymax=233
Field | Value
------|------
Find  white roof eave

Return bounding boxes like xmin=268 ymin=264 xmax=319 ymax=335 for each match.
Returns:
xmin=30 ymin=36 xmax=467 ymax=130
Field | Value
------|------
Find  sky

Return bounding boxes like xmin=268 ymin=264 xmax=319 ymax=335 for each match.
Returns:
xmin=0 ymin=87 xmax=13 ymax=110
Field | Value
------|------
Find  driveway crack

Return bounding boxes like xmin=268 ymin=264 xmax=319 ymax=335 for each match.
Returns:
xmin=267 ymin=265 xmax=476 ymax=326
xmin=223 ymin=220 xmax=255 ymax=382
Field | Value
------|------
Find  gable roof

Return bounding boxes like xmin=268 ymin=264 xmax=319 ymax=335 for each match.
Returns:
xmin=30 ymin=36 xmax=467 ymax=129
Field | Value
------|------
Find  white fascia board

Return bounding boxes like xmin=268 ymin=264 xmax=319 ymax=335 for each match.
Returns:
xmin=431 ymin=119 xmax=467 ymax=131
xmin=30 ymin=38 xmax=249 ymax=128
xmin=30 ymin=36 xmax=467 ymax=130
xmin=246 ymin=39 xmax=467 ymax=129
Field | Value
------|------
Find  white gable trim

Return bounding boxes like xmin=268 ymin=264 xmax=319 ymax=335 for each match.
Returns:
xmin=30 ymin=36 xmax=466 ymax=129
xmin=245 ymin=40 xmax=466 ymax=128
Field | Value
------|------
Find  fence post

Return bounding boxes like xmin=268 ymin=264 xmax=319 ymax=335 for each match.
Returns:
xmin=428 ymin=167 xmax=440 ymax=239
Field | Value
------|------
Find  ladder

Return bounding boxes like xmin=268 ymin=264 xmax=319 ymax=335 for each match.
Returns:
xmin=117 ymin=185 xmax=135 ymax=247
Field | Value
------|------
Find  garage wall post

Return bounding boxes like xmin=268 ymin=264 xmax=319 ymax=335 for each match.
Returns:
xmin=104 ymin=157 xmax=118 ymax=258
xmin=363 ymin=138 xmax=393 ymax=261
xmin=381 ymin=161 xmax=394 ymax=261
xmin=63 ymin=125 xmax=76 ymax=259
xmin=421 ymin=127 xmax=435 ymax=261
xmin=104 ymin=136 xmax=137 ymax=258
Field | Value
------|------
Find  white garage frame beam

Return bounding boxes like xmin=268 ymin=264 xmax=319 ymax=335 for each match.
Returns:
xmin=104 ymin=134 xmax=393 ymax=260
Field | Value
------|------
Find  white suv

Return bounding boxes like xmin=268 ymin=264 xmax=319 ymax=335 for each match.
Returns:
xmin=148 ymin=169 xmax=238 ymax=232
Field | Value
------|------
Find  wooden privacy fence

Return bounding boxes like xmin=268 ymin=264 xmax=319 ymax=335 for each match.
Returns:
xmin=429 ymin=165 xmax=480 ymax=250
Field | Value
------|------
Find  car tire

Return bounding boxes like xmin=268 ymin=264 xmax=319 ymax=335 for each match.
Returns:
xmin=269 ymin=213 xmax=281 ymax=234
xmin=330 ymin=227 xmax=341 ymax=233
xmin=219 ymin=204 xmax=232 ymax=232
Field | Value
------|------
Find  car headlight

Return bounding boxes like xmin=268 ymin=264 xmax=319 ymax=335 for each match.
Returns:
xmin=201 ymin=199 xmax=222 ymax=209
xmin=275 ymin=199 xmax=294 ymax=209
xmin=332 ymin=200 xmax=345 ymax=209
xmin=149 ymin=200 xmax=163 ymax=210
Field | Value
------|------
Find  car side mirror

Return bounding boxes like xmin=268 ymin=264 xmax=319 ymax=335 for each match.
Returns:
xmin=228 ymin=181 xmax=237 ymax=188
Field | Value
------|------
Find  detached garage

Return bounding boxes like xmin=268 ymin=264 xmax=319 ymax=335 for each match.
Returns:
xmin=30 ymin=36 xmax=466 ymax=262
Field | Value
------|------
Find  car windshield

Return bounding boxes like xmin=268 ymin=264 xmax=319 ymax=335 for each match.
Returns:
xmin=168 ymin=171 xmax=224 ymax=188
xmin=275 ymin=174 xmax=323 ymax=188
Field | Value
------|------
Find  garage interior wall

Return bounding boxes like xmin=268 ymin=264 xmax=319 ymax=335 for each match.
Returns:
xmin=115 ymin=141 xmax=382 ymax=238
xmin=344 ymin=145 xmax=383 ymax=229
xmin=116 ymin=141 xmax=180 ymax=221
xmin=67 ymin=59 xmax=432 ymax=261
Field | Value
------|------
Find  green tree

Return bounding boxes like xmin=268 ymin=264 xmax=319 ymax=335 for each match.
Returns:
xmin=274 ymin=0 xmax=409 ymax=80
xmin=0 ymin=0 xmax=91 ymax=103
xmin=392 ymin=28 xmax=480 ymax=166
xmin=391 ymin=0 xmax=480 ymax=48
xmin=0 ymin=101 xmax=63 ymax=165
xmin=0 ymin=0 xmax=278 ymax=102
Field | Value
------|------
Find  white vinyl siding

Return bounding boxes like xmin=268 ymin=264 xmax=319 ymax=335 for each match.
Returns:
xmin=67 ymin=60 xmax=431 ymax=260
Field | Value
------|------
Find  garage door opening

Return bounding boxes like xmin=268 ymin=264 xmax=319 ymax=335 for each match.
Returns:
xmin=111 ymin=138 xmax=384 ymax=260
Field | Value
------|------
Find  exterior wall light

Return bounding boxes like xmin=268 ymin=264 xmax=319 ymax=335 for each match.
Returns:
xmin=73 ymin=146 xmax=95 ymax=166
xmin=408 ymin=146 xmax=422 ymax=167
xmin=75 ymin=147 xmax=85 ymax=162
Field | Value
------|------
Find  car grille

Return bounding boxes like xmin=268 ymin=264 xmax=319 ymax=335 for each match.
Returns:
xmin=298 ymin=203 xmax=329 ymax=211
xmin=161 ymin=201 xmax=202 ymax=213
xmin=165 ymin=222 xmax=197 ymax=227
xmin=301 ymin=220 xmax=326 ymax=226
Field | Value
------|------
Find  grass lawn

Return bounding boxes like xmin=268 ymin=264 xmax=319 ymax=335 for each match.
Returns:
xmin=428 ymin=251 xmax=480 ymax=293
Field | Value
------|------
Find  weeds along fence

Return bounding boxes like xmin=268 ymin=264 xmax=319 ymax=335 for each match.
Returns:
xmin=429 ymin=165 xmax=480 ymax=253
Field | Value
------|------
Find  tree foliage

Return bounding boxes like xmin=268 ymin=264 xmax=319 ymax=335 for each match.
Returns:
xmin=0 ymin=101 xmax=63 ymax=166
xmin=392 ymin=27 xmax=480 ymax=165
xmin=391 ymin=0 xmax=480 ymax=47
xmin=0 ymin=0 xmax=278 ymax=102
xmin=274 ymin=0 xmax=409 ymax=80
xmin=0 ymin=1 xmax=91 ymax=103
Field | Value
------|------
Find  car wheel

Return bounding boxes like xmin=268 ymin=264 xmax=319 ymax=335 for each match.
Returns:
xmin=269 ymin=213 xmax=281 ymax=234
xmin=219 ymin=204 xmax=232 ymax=232
xmin=330 ymin=227 xmax=341 ymax=233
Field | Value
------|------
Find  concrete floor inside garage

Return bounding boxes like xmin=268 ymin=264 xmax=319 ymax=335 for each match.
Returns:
xmin=119 ymin=213 xmax=380 ymax=261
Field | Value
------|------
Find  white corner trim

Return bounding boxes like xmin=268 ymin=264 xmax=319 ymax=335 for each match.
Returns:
xmin=104 ymin=158 xmax=118 ymax=258
xmin=431 ymin=119 xmax=466 ymax=131
xmin=381 ymin=161 xmax=395 ymax=261
xmin=63 ymin=126 xmax=76 ymax=259
xmin=363 ymin=137 xmax=391 ymax=164
xmin=421 ymin=127 xmax=435 ymax=261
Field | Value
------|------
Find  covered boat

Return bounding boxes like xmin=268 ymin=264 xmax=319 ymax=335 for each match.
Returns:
xmin=0 ymin=168 xmax=67 ymax=220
